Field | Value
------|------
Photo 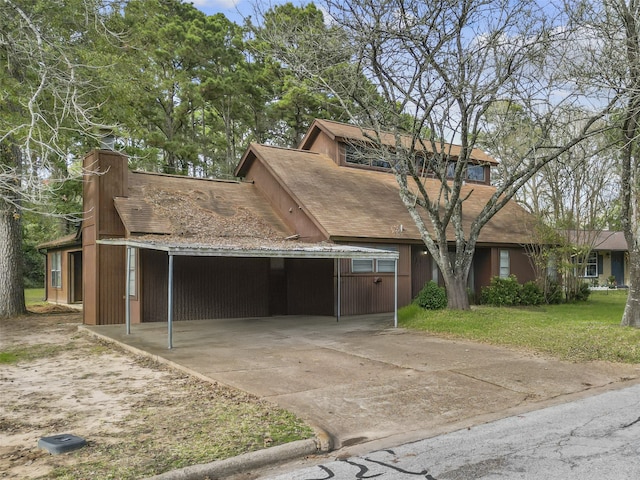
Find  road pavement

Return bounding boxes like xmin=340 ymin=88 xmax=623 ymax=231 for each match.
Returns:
xmin=258 ymin=383 xmax=640 ymax=479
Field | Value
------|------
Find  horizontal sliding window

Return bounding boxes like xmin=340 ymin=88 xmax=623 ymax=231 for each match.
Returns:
xmin=351 ymin=246 xmax=398 ymax=273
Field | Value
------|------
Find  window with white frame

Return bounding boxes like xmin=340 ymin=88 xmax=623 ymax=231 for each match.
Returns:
xmin=499 ymin=249 xmax=510 ymax=278
xmin=431 ymin=258 xmax=439 ymax=282
xmin=582 ymin=251 xmax=598 ymax=277
xmin=351 ymin=246 xmax=398 ymax=273
xmin=128 ymin=248 xmax=137 ymax=297
xmin=547 ymin=254 xmax=558 ymax=281
xmin=51 ymin=252 xmax=62 ymax=288
xmin=352 ymin=258 xmax=375 ymax=273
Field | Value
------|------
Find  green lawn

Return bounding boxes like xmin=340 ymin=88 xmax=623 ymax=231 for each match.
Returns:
xmin=399 ymin=290 xmax=640 ymax=363
xmin=24 ymin=288 xmax=45 ymax=305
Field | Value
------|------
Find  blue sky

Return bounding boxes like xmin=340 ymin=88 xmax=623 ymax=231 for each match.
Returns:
xmin=189 ymin=0 xmax=295 ymax=24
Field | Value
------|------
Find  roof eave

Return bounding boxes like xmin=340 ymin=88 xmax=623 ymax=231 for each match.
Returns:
xmin=97 ymin=238 xmax=399 ymax=260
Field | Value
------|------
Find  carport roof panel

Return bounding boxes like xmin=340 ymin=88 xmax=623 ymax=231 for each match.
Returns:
xmin=96 ymin=238 xmax=399 ymax=259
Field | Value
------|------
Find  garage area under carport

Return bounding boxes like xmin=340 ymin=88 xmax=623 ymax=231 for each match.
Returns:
xmin=97 ymin=238 xmax=400 ymax=348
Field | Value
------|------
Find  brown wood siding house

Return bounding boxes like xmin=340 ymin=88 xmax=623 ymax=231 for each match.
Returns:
xmin=235 ymin=119 xmax=537 ymax=311
xmin=38 ymin=231 xmax=83 ymax=305
xmin=44 ymin=119 xmax=537 ymax=325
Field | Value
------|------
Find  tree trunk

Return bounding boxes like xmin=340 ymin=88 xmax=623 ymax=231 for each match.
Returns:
xmin=619 ymin=0 xmax=640 ymax=328
xmin=443 ymin=274 xmax=471 ymax=310
xmin=621 ymin=240 xmax=640 ymax=327
xmin=0 ymin=199 xmax=26 ymax=318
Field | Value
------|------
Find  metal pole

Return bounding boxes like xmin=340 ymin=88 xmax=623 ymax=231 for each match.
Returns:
xmin=125 ymin=246 xmax=131 ymax=335
xmin=394 ymin=258 xmax=398 ymax=328
xmin=168 ymin=253 xmax=174 ymax=349
xmin=337 ymin=258 xmax=341 ymax=323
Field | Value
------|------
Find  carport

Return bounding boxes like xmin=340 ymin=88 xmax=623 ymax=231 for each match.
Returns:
xmin=97 ymin=238 xmax=400 ymax=348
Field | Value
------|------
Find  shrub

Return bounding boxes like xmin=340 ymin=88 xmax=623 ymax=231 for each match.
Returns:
xmin=570 ymin=281 xmax=591 ymax=302
xmin=481 ymin=275 xmax=522 ymax=306
xmin=544 ymin=279 xmax=563 ymax=304
xmin=520 ymin=281 xmax=543 ymax=306
xmin=415 ymin=281 xmax=447 ymax=310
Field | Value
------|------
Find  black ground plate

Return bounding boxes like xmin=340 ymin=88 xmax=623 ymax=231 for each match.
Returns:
xmin=38 ymin=434 xmax=86 ymax=455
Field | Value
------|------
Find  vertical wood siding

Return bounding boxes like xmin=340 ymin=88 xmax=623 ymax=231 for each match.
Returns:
xmin=473 ymin=248 xmax=493 ymax=298
xmin=336 ymin=244 xmax=412 ymax=315
xmin=286 ymin=258 xmax=334 ymax=315
xmin=510 ymin=248 xmax=536 ymax=284
xmin=411 ymin=245 xmax=430 ymax=298
xmin=98 ymin=244 xmax=126 ymax=325
xmin=338 ymin=275 xmax=411 ymax=315
xmin=82 ymin=242 xmax=97 ymax=325
xmin=142 ymin=251 xmax=271 ymax=322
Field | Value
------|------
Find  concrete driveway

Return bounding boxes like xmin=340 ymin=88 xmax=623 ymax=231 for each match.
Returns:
xmin=83 ymin=314 xmax=640 ymax=449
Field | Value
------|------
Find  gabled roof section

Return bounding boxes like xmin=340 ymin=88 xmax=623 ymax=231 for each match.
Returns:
xmin=595 ymin=231 xmax=628 ymax=251
xmin=117 ymin=170 xmax=293 ymax=243
xmin=37 ymin=229 xmax=81 ymax=251
xmin=566 ymin=230 xmax=628 ymax=251
xmin=249 ymin=143 xmax=534 ymax=245
xmin=299 ymin=118 xmax=498 ymax=165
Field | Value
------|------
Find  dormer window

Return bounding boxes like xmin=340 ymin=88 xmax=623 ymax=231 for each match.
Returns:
xmin=446 ymin=162 xmax=485 ymax=182
xmin=343 ymin=142 xmax=487 ymax=183
xmin=345 ymin=144 xmax=391 ymax=170
xmin=467 ymin=165 xmax=485 ymax=182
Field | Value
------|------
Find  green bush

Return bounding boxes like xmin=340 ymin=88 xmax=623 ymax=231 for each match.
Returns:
xmin=544 ymin=279 xmax=564 ymax=304
xmin=415 ymin=281 xmax=447 ymax=310
xmin=569 ymin=281 xmax=591 ymax=302
xmin=481 ymin=275 xmax=522 ymax=306
xmin=520 ymin=281 xmax=543 ymax=306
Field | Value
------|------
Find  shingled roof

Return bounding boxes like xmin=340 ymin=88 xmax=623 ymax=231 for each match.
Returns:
xmin=299 ymin=118 xmax=498 ymax=165
xmin=113 ymin=170 xmax=293 ymax=245
xmin=244 ymin=143 xmax=534 ymax=245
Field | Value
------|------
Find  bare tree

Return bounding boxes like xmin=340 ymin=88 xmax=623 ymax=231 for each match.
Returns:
xmin=0 ymin=0 xmax=116 ymax=317
xmin=566 ymin=0 xmax=640 ymax=326
xmin=258 ymin=0 xmax=617 ymax=309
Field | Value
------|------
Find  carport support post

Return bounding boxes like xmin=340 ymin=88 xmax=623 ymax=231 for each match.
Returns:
xmin=125 ymin=246 xmax=131 ymax=335
xmin=336 ymin=258 xmax=341 ymax=323
xmin=394 ymin=258 xmax=398 ymax=328
xmin=168 ymin=253 xmax=174 ymax=349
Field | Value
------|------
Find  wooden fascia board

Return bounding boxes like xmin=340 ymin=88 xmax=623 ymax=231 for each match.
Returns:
xmin=298 ymin=119 xmax=337 ymax=150
xmin=233 ymin=143 xmax=258 ymax=177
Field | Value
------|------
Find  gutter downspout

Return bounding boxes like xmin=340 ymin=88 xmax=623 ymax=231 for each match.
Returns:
xmin=336 ymin=258 xmax=341 ymax=323
xmin=125 ymin=246 xmax=131 ymax=335
xmin=38 ymin=247 xmax=48 ymax=302
xmin=394 ymin=258 xmax=398 ymax=328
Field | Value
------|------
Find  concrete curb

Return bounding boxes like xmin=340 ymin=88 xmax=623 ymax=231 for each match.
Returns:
xmin=79 ymin=326 xmax=333 ymax=477
xmin=144 ymin=438 xmax=320 ymax=480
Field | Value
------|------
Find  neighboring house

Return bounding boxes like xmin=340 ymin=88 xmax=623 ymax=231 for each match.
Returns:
xmin=573 ymin=230 xmax=629 ymax=287
xmin=41 ymin=119 xmax=538 ymax=326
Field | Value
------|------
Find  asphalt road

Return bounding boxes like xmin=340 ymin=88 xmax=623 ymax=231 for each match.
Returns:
xmin=260 ymin=383 xmax=640 ymax=479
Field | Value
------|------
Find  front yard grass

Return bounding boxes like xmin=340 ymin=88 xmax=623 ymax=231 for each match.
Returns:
xmin=24 ymin=288 xmax=45 ymax=305
xmin=399 ymin=290 xmax=640 ymax=363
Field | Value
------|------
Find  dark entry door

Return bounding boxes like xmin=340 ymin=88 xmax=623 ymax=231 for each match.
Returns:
xmin=611 ymin=251 xmax=625 ymax=286
xmin=71 ymin=252 xmax=83 ymax=302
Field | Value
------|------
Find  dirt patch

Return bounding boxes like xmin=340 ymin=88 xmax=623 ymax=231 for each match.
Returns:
xmin=0 ymin=312 xmax=312 ymax=480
